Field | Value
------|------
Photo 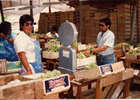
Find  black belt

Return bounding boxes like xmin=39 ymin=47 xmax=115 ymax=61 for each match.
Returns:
xmin=99 ymin=53 xmax=114 ymax=57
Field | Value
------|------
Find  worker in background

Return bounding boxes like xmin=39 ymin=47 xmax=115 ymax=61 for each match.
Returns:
xmin=0 ymin=21 xmax=19 ymax=61
xmin=84 ymin=18 xmax=115 ymax=65
xmin=14 ymin=14 xmax=43 ymax=75
xmin=44 ymin=26 xmax=59 ymax=40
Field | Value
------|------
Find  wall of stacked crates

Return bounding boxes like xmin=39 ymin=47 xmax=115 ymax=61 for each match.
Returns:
xmin=38 ymin=2 xmax=140 ymax=45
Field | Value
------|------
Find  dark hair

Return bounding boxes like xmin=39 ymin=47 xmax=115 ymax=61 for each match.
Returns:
xmin=99 ymin=18 xmax=111 ymax=29
xmin=51 ymin=26 xmax=57 ymax=32
xmin=19 ymin=14 xmax=34 ymax=31
xmin=0 ymin=21 xmax=11 ymax=35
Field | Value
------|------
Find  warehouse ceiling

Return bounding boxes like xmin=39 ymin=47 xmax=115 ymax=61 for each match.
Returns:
xmin=0 ymin=0 xmax=74 ymax=15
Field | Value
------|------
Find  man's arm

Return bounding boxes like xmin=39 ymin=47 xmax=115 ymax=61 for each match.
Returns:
xmin=18 ymin=52 xmax=32 ymax=75
xmin=91 ymin=45 xmax=108 ymax=53
xmin=84 ymin=45 xmax=108 ymax=57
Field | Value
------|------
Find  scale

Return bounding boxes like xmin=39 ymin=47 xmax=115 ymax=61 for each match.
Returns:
xmin=58 ymin=21 xmax=78 ymax=75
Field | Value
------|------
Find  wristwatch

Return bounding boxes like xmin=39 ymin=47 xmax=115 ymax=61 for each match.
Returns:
xmin=90 ymin=49 xmax=92 ymax=53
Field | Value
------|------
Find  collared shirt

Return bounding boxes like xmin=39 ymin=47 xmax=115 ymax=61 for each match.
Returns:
xmin=14 ymin=31 xmax=36 ymax=75
xmin=97 ymin=29 xmax=115 ymax=56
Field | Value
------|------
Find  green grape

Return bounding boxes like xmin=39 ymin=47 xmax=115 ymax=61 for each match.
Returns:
xmin=86 ymin=45 xmax=94 ymax=50
xmin=48 ymin=37 xmax=60 ymax=43
xmin=85 ymin=63 xmax=98 ymax=70
xmin=77 ymin=52 xmax=86 ymax=59
xmin=128 ymin=49 xmax=140 ymax=54
xmin=71 ymin=42 xmax=82 ymax=46
xmin=47 ymin=44 xmax=60 ymax=52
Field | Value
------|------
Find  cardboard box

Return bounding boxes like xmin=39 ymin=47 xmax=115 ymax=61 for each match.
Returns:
xmin=42 ymin=51 xmax=59 ymax=59
xmin=7 ymin=61 xmax=22 ymax=72
xmin=77 ymin=55 xmax=96 ymax=68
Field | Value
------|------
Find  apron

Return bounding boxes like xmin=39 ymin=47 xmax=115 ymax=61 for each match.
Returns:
xmin=51 ymin=33 xmax=57 ymax=39
xmin=29 ymin=38 xmax=43 ymax=73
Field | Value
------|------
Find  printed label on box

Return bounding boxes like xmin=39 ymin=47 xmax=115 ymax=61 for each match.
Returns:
xmin=7 ymin=61 xmax=22 ymax=72
xmin=44 ymin=75 xmax=69 ymax=93
xmin=100 ymin=64 xmax=113 ymax=75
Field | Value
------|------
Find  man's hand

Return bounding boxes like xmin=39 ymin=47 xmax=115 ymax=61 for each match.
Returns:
xmin=84 ymin=50 xmax=90 ymax=57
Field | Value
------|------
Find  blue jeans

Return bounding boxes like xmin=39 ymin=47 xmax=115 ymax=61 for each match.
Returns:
xmin=97 ymin=54 xmax=115 ymax=66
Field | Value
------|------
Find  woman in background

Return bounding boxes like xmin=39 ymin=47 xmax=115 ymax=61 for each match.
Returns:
xmin=44 ymin=26 xmax=59 ymax=40
xmin=0 ymin=21 xmax=19 ymax=61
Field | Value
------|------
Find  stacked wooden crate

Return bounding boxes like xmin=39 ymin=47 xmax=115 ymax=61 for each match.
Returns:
xmin=110 ymin=12 xmax=118 ymax=44
xmin=38 ymin=13 xmax=49 ymax=34
xmin=48 ymin=13 xmax=56 ymax=32
xmin=117 ymin=4 xmax=131 ymax=43
xmin=74 ymin=10 xmax=79 ymax=35
xmin=131 ymin=5 xmax=138 ymax=45
xmin=81 ymin=5 xmax=98 ymax=43
xmin=94 ymin=11 xmax=108 ymax=42
xmin=56 ymin=12 xmax=61 ymax=31
xmin=60 ymin=12 xmax=69 ymax=25
xmin=68 ymin=11 xmax=74 ymax=23
xmin=138 ymin=1 xmax=140 ymax=44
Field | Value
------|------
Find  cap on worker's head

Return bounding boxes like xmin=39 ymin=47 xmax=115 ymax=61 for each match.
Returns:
xmin=51 ymin=26 xmax=57 ymax=31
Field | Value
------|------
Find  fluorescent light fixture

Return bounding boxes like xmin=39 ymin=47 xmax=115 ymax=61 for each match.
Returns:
xmin=18 ymin=6 xmax=35 ymax=10
xmin=43 ymin=1 xmax=69 ymax=5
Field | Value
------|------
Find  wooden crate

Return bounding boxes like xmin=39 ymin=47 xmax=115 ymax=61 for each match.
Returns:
xmin=74 ymin=61 xmax=125 ymax=81
xmin=6 ymin=61 xmax=22 ymax=72
xmin=72 ymin=44 xmax=86 ymax=52
xmin=122 ymin=45 xmax=130 ymax=53
xmin=31 ymin=36 xmax=39 ymax=41
xmin=125 ymin=52 xmax=140 ymax=60
xmin=0 ymin=59 xmax=6 ymax=74
xmin=77 ymin=56 xmax=96 ymax=68
xmin=0 ymin=74 xmax=43 ymax=99
xmin=44 ymin=43 xmax=54 ymax=48
xmin=42 ymin=51 xmax=59 ymax=59
xmin=114 ymin=47 xmax=123 ymax=53
xmin=24 ymin=73 xmax=70 ymax=97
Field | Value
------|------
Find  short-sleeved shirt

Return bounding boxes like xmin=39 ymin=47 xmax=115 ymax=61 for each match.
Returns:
xmin=0 ymin=32 xmax=19 ymax=61
xmin=97 ymin=29 xmax=115 ymax=56
xmin=46 ymin=32 xmax=59 ymax=38
xmin=14 ymin=31 xmax=36 ymax=75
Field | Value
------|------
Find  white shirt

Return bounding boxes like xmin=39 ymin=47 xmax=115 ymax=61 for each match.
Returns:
xmin=14 ymin=31 xmax=35 ymax=75
xmin=46 ymin=32 xmax=59 ymax=37
xmin=97 ymin=29 xmax=115 ymax=56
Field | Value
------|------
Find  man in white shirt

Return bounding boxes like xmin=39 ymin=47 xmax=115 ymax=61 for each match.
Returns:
xmin=84 ymin=18 xmax=115 ymax=65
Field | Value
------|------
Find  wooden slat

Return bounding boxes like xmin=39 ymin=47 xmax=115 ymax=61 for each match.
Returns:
xmin=35 ymin=80 xmax=44 ymax=99
xmin=102 ymin=85 xmax=112 ymax=99
xmin=3 ymin=82 xmax=35 ymax=99
xmin=99 ymin=69 xmax=133 ymax=88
